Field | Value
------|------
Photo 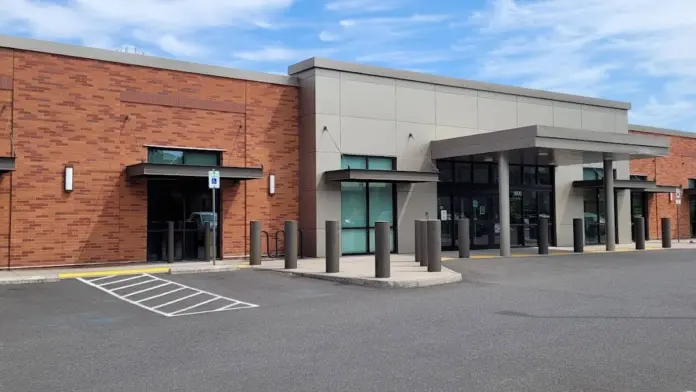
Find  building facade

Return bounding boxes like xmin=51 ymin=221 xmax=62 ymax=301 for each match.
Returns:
xmin=1 ymin=35 xmax=692 ymax=269
xmin=629 ymin=125 xmax=696 ymax=241
xmin=0 ymin=35 xmax=299 ymax=268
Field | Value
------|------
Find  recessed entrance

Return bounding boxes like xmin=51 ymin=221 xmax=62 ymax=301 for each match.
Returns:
xmin=146 ymin=178 xmax=220 ymax=262
xmin=437 ymin=159 xmax=555 ymax=250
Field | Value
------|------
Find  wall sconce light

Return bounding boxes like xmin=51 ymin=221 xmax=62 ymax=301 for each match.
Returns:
xmin=268 ymin=173 xmax=276 ymax=196
xmin=64 ymin=165 xmax=74 ymax=193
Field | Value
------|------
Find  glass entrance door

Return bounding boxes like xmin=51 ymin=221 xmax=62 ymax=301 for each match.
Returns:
xmin=471 ymin=195 xmax=499 ymax=249
xmin=631 ymin=191 xmax=649 ymax=241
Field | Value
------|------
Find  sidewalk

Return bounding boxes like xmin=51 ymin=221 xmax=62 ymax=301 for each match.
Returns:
xmin=253 ymin=255 xmax=462 ymax=289
xmin=0 ymin=260 xmax=245 ymax=285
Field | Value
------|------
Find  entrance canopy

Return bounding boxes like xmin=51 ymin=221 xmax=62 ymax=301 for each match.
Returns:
xmin=324 ymin=168 xmax=438 ymax=183
xmin=0 ymin=156 xmax=15 ymax=174
xmin=430 ymin=125 xmax=670 ymax=165
xmin=573 ymin=179 xmax=678 ymax=193
xmin=125 ymin=163 xmax=263 ymax=180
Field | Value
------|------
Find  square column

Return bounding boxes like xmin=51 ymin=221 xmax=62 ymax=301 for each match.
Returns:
xmin=603 ymin=158 xmax=616 ymax=251
xmin=498 ymin=151 xmax=511 ymax=257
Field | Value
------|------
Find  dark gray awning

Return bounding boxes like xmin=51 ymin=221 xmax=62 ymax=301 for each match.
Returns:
xmin=572 ymin=179 xmax=677 ymax=193
xmin=430 ymin=125 xmax=670 ymax=165
xmin=0 ymin=156 xmax=15 ymax=173
xmin=126 ymin=163 xmax=263 ymax=180
xmin=324 ymin=169 xmax=439 ymax=183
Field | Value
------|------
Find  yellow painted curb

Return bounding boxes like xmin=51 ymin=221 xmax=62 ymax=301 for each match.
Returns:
xmin=58 ymin=267 xmax=170 ymax=279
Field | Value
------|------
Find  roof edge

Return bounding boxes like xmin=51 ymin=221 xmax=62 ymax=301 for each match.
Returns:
xmin=289 ymin=57 xmax=631 ymax=110
xmin=0 ymin=34 xmax=298 ymax=87
xmin=630 ymin=123 xmax=696 ymax=139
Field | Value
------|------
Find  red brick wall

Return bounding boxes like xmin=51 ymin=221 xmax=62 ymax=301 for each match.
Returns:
xmin=630 ymin=130 xmax=696 ymax=240
xmin=1 ymin=48 xmax=298 ymax=268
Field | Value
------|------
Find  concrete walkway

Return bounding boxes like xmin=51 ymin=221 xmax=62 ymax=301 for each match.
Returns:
xmin=0 ymin=260 xmax=242 ymax=285
xmin=253 ymin=255 xmax=462 ymax=288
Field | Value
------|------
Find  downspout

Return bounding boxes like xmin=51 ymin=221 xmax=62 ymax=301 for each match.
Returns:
xmin=7 ymin=52 xmax=15 ymax=270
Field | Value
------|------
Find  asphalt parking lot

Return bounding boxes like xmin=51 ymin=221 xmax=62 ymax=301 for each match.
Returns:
xmin=2 ymin=250 xmax=696 ymax=392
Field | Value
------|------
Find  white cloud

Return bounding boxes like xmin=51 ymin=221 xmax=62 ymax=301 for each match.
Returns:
xmin=0 ymin=0 xmax=294 ymax=55
xmin=356 ymin=51 xmax=452 ymax=66
xmin=319 ymin=30 xmax=340 ymax=42
xmin=469 ymin=0 xmax=696 ymax=127
xmin=325 ymin=0 xmax=397 ymax=12
xmin=233 ymin=45 xmax=333 ymax=62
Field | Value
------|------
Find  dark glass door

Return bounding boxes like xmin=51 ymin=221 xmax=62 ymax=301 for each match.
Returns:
xmin=471 ymin=195 xmax=499 ymax=249
xmin=631 ymin=191 xmax=649 ymax=241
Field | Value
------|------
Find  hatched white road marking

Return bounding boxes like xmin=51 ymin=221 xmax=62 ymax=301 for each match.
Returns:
xmin=78 ymin=273 xmax=258 ymax=317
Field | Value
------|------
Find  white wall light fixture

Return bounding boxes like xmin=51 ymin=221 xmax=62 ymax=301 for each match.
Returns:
xmin=268 ymin=173 xmax=276 ymax=196
xmin=64 ymin=165 xmax=74 ymax=193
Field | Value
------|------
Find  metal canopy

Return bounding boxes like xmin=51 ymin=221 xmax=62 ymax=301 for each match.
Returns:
xmin=430 ymin=125 xmax=670 ymax=165
xmin=324 ymin=169 xmax=439 ymax=183
xmin=0 ymin=156 xmax=15 ymax=173
xmin=125 ymin=163 xmax=263 ymax=180
xmin=572 ymin=179 xmax=678 ymax=193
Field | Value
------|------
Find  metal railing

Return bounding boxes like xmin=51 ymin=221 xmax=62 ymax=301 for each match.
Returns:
xmin=261 ymin=229 xmax=304 ymax=259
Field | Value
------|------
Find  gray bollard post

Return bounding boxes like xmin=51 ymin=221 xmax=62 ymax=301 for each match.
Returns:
xmin=419 ymin=219 xmax=429 ymax=267
xmin=538 ymin=217 xmax=549 ymax=255
xmin=326 ymin=220 xmax=340 ymax=273
xmin=204 ymin=222 xmax=212 ymax=261
xmin=427 ymin=219 xmax=442 ymax=272
xmin=661 ymin=217 xmax=671 ymax=248
xmin=167 ymin=221 xmax=175 ymax=263
xmin=414 ymin=220 xmax=421 ymax=264
xmin=634 ymin=217 xmax=646 ymax=250
xmin=284 ymin=220 xmax=298 ymax=269
xmin=250 ymin=220 xmax=262 ymax=265
xmin=573 ymin=218 xmax=584 ymax=253
xmin=458 ymin=218 xmax=470 ymax=258
xmin=375 ymin=221 xmax=390 ymax=278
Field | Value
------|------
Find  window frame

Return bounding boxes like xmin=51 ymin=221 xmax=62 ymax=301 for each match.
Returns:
xmin=340 ymin=155 xmax=398 ymax=254
xmin=147 ymin=147 xmax=221 ymax=166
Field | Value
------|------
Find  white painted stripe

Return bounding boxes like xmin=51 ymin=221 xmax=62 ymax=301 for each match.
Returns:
xmin=151 ymin=292 xmax=202 ymax=310
xmin=77 ymin=277 xmax=171 ymax=317
xmin=122 ymin=282 xmax=170 ymax=298
xmin=137 ymin=287 xmax=187 ymax=303
xmin=78 ymin=273 xmax=259 ymax=317
xmin=110 ymin=278 xmax=157 ymax=291
xmin=170 ymin=296 xmax=222 ymax=315
xmin=99 ymin=275 xmax=146 ymax=286
xmin=87 ymin=275 xmax=117 ymax=283
xmin=175 ymin=303 xmax=258 ymax=317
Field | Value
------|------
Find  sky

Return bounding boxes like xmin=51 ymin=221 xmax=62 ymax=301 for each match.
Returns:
xmin=0 ymin=0 xmax=695 ymax=131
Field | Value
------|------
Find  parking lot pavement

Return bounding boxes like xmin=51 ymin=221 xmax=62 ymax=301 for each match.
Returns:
xmin=78 ymin=274 xmax=258 ymax=317
xmin=3 ymin=252 xmax=696 ymax=392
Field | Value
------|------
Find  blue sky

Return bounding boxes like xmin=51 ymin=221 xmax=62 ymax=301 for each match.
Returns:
xmin=1 ymin=0 xmax=695 ymax=131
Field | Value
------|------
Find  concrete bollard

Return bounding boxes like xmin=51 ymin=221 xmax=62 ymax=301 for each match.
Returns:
xmin=538 ymin=217 xmax=549 ymax=255
xmin=634 ymin=217 xmax=646 ymax=250
xmin=375 ymin=221 xmax=390 ymax=278
xmin=204 ymin=222 xmax=212 ymax=261
xmin=167 ymin=221 xmax=175 ymax=263
xmin=458 ymin=218 xmax=470 ymax=259
xmin=573 ymin=218 xmax=584 ymax=253
xmin=414 ymin=220 xmax=421 ymax=264
xmin=250 ymin=220 xmax=262 ymax=265
xmin=661 ymin=217 xmax=671 ymax=248
xmin=326 ymin=220 xmax=340 ymax=273
xmin=284 ymin=220 xmax=298 ymax=269
xmin=427 ymin=219 xmax=442 ymax=272
xmin=419 ymin=219 xmax=429 ymax=267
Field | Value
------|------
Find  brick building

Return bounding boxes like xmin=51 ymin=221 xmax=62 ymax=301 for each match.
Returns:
xmin=630 ymin=124 xmax=696 ymax=241
xmin=0 ymin=35 xmax=299 ymax=268
xmin=2 ymin=34 xmax=694 ymax=269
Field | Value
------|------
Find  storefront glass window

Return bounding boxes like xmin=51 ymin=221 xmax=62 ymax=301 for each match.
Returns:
xmin=340 ymin=155 xmax=395 ymax=254
xmin=148 ymin=148 xmax=219 ymax=166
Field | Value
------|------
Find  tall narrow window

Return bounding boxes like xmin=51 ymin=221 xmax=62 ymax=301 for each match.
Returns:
xmin=340 ymin=156 xmax=396 ymax=254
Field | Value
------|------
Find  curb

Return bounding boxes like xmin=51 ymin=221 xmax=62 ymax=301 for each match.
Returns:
xmin=257 ymin=268 xmax=463 ymax=289
xmin=169 ymin=265 xmax=240 ymax=275
xmin=0 ymin=276 xmax=60 ymax=285
xmin=58 ymin=267 xmax=170 ymax=279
